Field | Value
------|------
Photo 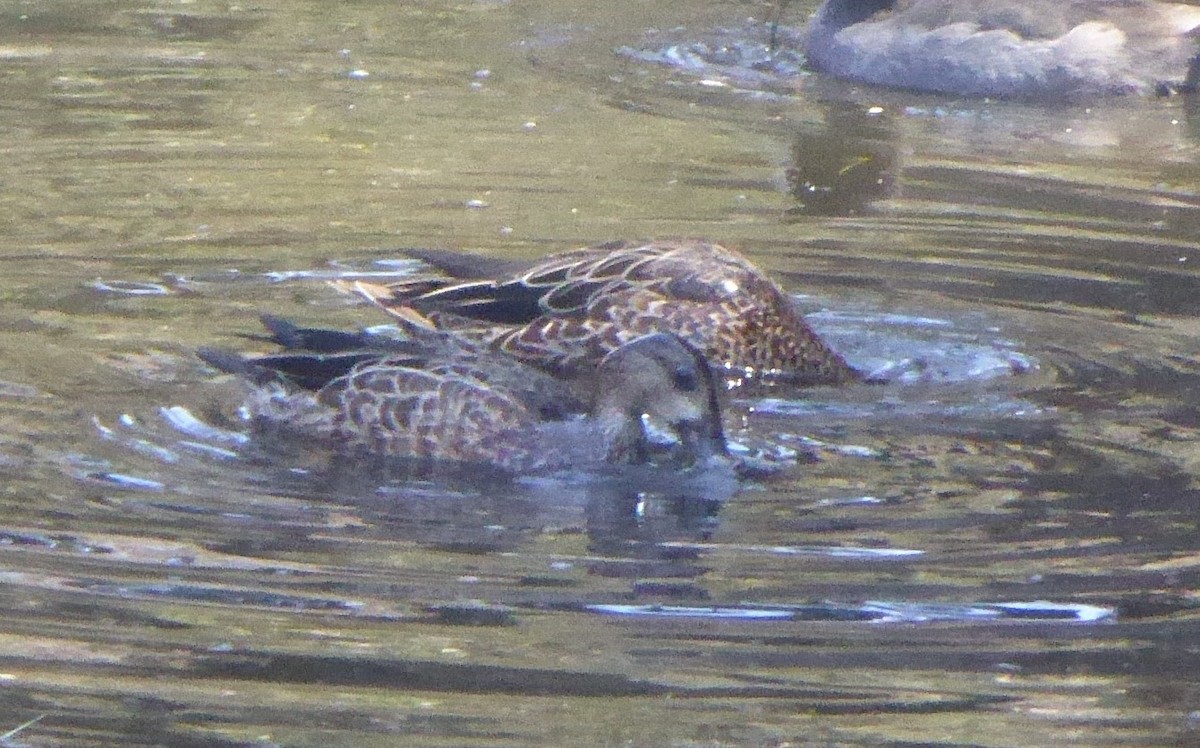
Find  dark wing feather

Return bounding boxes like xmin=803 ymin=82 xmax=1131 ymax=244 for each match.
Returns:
xmin=250 ymin=352 xmax=389 ymax=391
xmin=197 ymin=347 xmax=275 ymax=384
xmin=200 ymin=346 xmax=394 ymax=392
xmin=403 ymin=246 xmax=527 ymax=280
xmin=253 ymin=314 xmax=401 ymax=354
xmin=406 ymin=279 xmax=548 ymax=324
xmin=386 ymin=244 xmax=668 ymax=324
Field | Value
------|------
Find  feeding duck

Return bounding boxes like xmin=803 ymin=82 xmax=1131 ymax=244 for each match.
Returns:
xmin=198 ymin=311 xmax=727 ymax=474
xmin=337 ymin=239 xmax=860 ymax=388
xmin=800 ymin=0 xmax=1200 ymax=98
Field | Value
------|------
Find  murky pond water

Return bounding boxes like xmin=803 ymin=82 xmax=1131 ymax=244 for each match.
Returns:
xmin=1 ymin=0 xmax=1200 ymax=745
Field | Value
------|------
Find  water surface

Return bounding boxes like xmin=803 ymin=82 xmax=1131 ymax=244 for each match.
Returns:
xmin=1 ymin=1 xmax=1199 ymax=745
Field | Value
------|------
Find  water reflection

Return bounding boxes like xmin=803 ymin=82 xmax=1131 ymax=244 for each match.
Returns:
xmin=784 ymin=103 xmax=899 ymax=215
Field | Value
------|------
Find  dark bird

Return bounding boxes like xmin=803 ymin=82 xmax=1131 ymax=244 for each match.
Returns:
xmin=802 ymin=0 xmax=1200 ymax=98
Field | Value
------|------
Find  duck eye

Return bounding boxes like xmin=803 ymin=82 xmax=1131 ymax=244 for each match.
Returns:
xmin=672 ymin=365 xmax=698 ymax=392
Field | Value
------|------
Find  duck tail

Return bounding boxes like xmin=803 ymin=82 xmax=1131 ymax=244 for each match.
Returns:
xmin=197 ymin=347 xmax=278 ymax=386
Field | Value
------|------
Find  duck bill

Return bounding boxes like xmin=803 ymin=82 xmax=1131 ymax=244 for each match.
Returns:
xmin=675 ymin=417 xmax=728 ymax=466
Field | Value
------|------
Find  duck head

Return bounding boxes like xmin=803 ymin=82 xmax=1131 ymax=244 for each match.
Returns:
xmin=593 ymin=333 xmax=727 ymax=466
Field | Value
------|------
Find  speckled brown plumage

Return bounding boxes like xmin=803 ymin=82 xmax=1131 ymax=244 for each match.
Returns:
xmin=199 ymin=316 xmax=727 ymax=473
xmin=342 ymin=239 xmax=860 ymax=387
xmin=315 ymin=357 xmax=538 ymax=466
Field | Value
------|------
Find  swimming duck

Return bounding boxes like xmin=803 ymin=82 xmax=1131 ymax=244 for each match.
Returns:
xmin=801 ymin=0 xmax=1200 ymax=98
xmin=198 ymin=313 xmax=727 ymax=473
xmin=242 ymin=312 xmax=587 ymax=421
xmin=338 ymin=239 xmax=860 ymax=388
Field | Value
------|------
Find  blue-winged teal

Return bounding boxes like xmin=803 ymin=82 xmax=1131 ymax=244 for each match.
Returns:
xmin=339 ymin=239 xmax=859 ymax=388
xmin=199 ymin=311 xmax=727 ymax=473
xmin=802 ymin=0 xmax=1200 ymax=98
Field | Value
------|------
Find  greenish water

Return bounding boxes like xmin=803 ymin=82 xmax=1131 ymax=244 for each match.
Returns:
xmin=0 ymin=1 xmax=1199 ymax=745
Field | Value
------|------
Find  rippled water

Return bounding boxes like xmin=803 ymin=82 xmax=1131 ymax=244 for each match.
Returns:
xmin=1 ymin=0 xmax=1200 ymax=745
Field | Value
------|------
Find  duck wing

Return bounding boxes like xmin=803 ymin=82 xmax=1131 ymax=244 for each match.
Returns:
xmin=318 ymin=360 xmax=538 ymax=466
xmin=199 ymin=347 xmax=391 ymax=392
xmin=363 ymin=241 xmax=666 ymax=324
xmin=211 ymin=310 xmax=588 ymax=419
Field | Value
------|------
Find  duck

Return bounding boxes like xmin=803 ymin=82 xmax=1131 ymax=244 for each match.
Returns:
xmin=336 ymin=239 xmax=860 ymax=389
xmin=240 ymin=312 xmax=587 ymax=421
xmin=800 ymin=0 xmax=1200 ymax=98
xmin=198 ymin=311 xmax=728 ymax=474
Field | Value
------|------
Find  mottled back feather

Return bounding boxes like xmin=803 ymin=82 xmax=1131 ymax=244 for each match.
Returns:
xmin=352 ymin=240 xmax=860 ymax=386
xmin=201 ymin=320 xmax=728 ymax=473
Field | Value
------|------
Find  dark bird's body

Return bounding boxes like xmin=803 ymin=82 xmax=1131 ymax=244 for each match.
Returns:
xmin=802 ymin=0 xmax=1200 ymax=98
